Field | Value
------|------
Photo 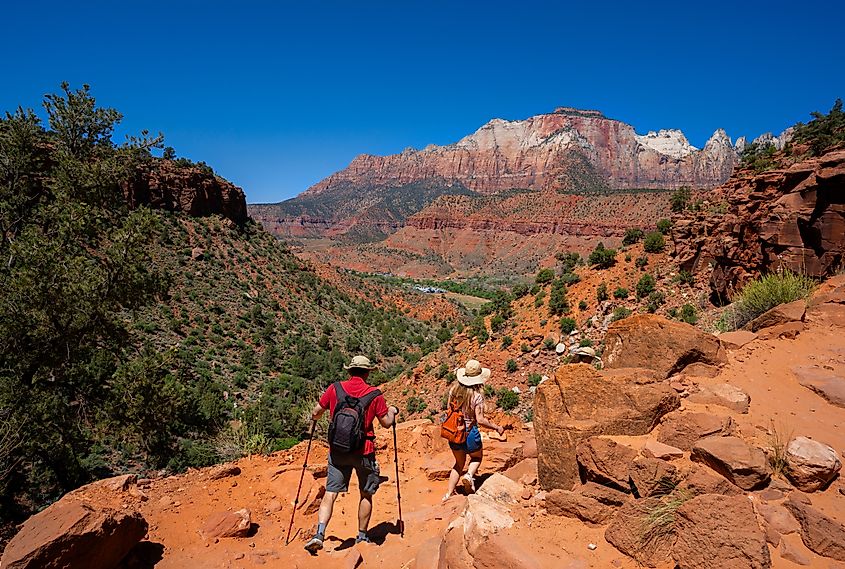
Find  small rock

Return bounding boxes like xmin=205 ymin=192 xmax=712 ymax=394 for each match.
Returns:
xmin=208 ymin=464 xmax=242 ymax=480
xmin=200 ymin=509 xmax=251 ymax=539
xmin=784 ymin=436 xmax=842 ymax=492
xmin=555 ymin=343 xmax=567 ymax=355
xmin=641 ymin=439 xmax=684 ymax=461
xmin=588 ymin=543 xmax=597 ymax=550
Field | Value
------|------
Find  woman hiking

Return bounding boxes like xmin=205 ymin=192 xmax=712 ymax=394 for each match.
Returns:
xmin=442 ymin=359 xmax=505 ymax=502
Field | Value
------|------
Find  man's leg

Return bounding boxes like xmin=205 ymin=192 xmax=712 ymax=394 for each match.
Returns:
xmin=305 ymin=454 xmax=350 ymax=553
xmin=358 ymin=492 xmax=373 ymax=534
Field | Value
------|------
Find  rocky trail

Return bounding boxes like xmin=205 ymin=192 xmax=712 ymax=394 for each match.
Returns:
xmin=3 ymin=278 xmax=845 ymax=568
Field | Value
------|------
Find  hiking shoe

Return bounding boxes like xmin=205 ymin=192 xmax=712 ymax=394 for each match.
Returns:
xmin=356 ymin=534 xmax=372 ymax=544
xmin=461 ymin=473 xmax=475 ymax=493
xmin=304 ymin=535 xmax=324 ymax=554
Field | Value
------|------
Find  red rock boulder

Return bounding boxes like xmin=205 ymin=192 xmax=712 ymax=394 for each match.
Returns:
xmin=0 ymin=502 xmax=147 ymax=569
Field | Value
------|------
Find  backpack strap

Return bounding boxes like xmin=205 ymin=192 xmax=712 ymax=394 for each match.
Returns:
xmin=333 ymin=381 xmax=348 ymax=402
xmin=358 ymin=388 xmax=382 ymax=409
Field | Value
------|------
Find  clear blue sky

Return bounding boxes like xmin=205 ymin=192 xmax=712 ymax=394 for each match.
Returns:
xmin=2 ymin=1 xmax=843 ymax=203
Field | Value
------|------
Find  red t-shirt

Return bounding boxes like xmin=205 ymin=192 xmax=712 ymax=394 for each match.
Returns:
xmin=319 ymin=375 xmax=388 ymax=455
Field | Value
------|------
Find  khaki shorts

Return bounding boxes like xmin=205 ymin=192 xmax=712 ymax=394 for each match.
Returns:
xmin=326 ymin=452 xmax=381 ymax=495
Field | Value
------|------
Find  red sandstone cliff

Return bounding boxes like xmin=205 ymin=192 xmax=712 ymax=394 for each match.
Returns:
xmin=125 ymin=160 xmax=248 ymax=225
xmin=672 ymin=149 xmax=845 ymax=299
xmin=304 ymin=108 xmax=738 ymax=197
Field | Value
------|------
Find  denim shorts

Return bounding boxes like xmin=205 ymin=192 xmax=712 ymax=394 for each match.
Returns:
xmin=449 ymin=424 xmax=482 ymax=453
xmin=326 ymin=452 xmax=381 ymax=495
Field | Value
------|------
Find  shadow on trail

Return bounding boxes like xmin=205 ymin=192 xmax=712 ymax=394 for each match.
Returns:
xmin=333 ymin=520 xmax=402 ymax=551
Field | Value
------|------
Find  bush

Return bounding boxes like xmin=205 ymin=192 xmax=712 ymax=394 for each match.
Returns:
xmin=674 ymin=270 xmax=694 ymax=286
xmin=589 ymin=243 xmax=617 ymax=269
xmin=543 ymin=337 xmax=556 ymax=350
xmin=793 ymin=98 xmax=845 ymax=157
xmin=511 ymin=283 xmax=530 ymax=298
xmin=646 ymin=291 xmax=665 ymax=313
xmin=636 ymin=274 xmax=656 ymax=299
xmin=656 ymin=219 xmax=672 ymax=234
xmin=535 ymin=268 xmax=555 ymax=284
xmin=578 ymin=300 xmax=588 ymax=311
xmin=611 ymin=307 xmax=632 ymax=322
xmin=496 ymin=388 xmax=519 ymax=411
xmin=635 ymin=256 xmax=648 ymax=269
xmin=622 ymin=228 xmax=644 ymax=246
xmin=556 ymin=251 xmax=583 ymax=273
xmin=716 ymin=271 xmax=816 ymax=331
xmin=559 ymin=317 xmax=577 ymax=334
xmin=527 ymin=374 xmax=542 ymax=387
xmin=501 ymin=335 xmax=513 ymax=349
xmin=506 ymin=359 xmax=518 ymax=373
xmin=643 ymin=232 xmax=665 ymax=253
xmin=679 ymin=303 xmax=698 ymax=324
xmin=548 ymin=279 xmax=570 ymax=316
xmin=560 ymin=271 xmax=580 ymax=285
xmin=579 ymin=338 xmax=593 ymax=347
xmin=490 ymin=314 xmax=506 ymax=332
xmin=613 ymin=287 xmax=629 ymax=299
xmin=406 ymin=396 xmax=427 ymax=415
xmin=670 ymin=186 xmax=691 ymax=212
xmin=596 ymin=282 xmax=609 ymax=303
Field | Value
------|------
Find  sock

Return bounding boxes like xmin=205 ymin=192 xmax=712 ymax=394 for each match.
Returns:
xmin=316 ymin=522 xmax=327 ymax=539
xmin=357 ymin=530 xmax=368 ymax=541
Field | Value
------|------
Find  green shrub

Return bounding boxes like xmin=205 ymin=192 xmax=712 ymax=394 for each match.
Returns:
xmin=646 ymin=291 xmax=665 ymax=313
xmin=596 ymin=282 xmax=609 ymax=302
xmin=716 ymin=271 xmax=816 ymax=331
xmin=623 ymin=228 xmax=644 ymax=246
xmin=643 ymin=232 xmax=665 ymax=253
xmin=613 ymin=287 xmax=629 ymax=299
xmin=636 ymin=274 xmax=656 ymax=298
xmin=625 ymin=254 xmax=632 ymax=262
xmin=560 ymin=271 xmax=581 ymax=285
xmin=674 ymin=270 xmax=694 ymax=286
xmin=528 ymin=374 xmax=542 ymax=387
xmin=535 ymin=268 xmax=555 ymax=284
xmin=496 ymin=388 xmax=519 ymax=411
xmin=506 ymin=359 xmax=518 ymax=373
xmin=635 ymin=256 xmax=648 ymax=269
xmin=556 ymin=251 xmax=582 ymax=273
xmin=520 ymin=343 xmax=531 ymax=353
xmin=543 ymin=337 xmax=556 ymax=350
xmin=579 ymin=338 xmax=593 ymax=347
xmin=656 ymin=219 xmax=672 ymax=234
xmin=559 ymin=317 xmax=577 ymax=334
xmin=679 ymin=303 xmax=698 ymax=324
xmin=548 ymin=279 xmax=570 ymax=316
xmin=578 ymin=300 xmax=588 ymax=311
xmin=611 ymin=307 xmax=632 ymax=322
xmin=793 ymin=98 xmax=845 ymax=157
xmin=406 ymin=396 xmax=427 ymax=415
xmin=670 ymin=186 xmax=691 ymax=212
xmin=501 ymin=335 xmax=513 ymax=349
xmin=511 ymin=283 xmax=530 ymax=298
xmin=589 ymin=243 xmax=617 ymax=269
xmin=490 ymin=314 xmax=506 ymax=332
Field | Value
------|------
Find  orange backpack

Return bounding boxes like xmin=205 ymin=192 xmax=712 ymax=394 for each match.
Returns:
xmin=440 ymin=401 xmax=467 ymax=444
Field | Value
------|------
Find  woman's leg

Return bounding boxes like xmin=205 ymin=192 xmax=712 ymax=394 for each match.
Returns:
xmin=467 ymin=448 xmax=483 ymax=479
xmin=446 ymin=449 xmax=467 ymax=499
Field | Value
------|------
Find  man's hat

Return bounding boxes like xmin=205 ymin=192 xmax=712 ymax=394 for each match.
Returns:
xmin=343 ymin=355 xmax=377 ymax=370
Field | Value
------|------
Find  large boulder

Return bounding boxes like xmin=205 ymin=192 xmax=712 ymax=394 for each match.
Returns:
xmin=534 ymin=364 xmax=679 ymax=490
xmin=575 ymin=437 xmax=637 ymax=492
xmin=628 ymin=457 xmax=680 ymax=498
xmin=791 ymin=366 xmax=845 ymax=408
xmin=603 ymin=315 xmax=726 ymax=378
xmin=604 ymin=498 xmax=672 ymax=567
xmin=785 ymin=495 xmax=845 ymax=561
xmin=673 ymin=494 xmax=771 ymax=569
xmin=691 ymin=436 xmax=772 ymax=490
xmin=745 ymin=300 xmax=806 ymax=332
xmin=545 ymin=482 xmax=627 ymax=526
xmin=688 ymin=383 xmax=751 ymax=413
xmin=657 ymin=411 xmax=735 ymax=451
xmin=470 ymin=533 xmax=544 ymax=569
xmin=784 ymin=436 xmax=842 ymax=492
xmin=476 ymin=473 xmax=524 ymax=505
xmin=0 ymin=502 xmax=147 ymax=569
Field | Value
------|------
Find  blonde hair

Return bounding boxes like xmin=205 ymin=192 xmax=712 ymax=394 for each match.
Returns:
xmin=449 ymin=381 xmax=482 ymax=411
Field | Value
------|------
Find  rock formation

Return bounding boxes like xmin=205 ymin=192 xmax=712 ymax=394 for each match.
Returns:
xmin=124 ymin=159 xmax=249 ymax=225
xmin=672 ymin=149 xmax=845 ymax=300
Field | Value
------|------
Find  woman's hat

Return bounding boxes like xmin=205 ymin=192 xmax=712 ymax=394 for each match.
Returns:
xmin=456 ymin=359 xmax=491 ymax=386
xmin=343 ymin=355 xmax=377 ymax=370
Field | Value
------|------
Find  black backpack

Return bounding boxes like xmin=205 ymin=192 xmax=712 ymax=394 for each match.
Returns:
xmin=327 ymin=382 xmax=382 ymax=454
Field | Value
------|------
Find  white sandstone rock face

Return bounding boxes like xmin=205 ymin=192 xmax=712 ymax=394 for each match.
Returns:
xmin=784 ymin=436 xmax=842 ymax=492
xmin=636 ymin=129 xmax=698 ymax=159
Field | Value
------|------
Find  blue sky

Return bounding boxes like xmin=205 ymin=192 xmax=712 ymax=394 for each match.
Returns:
xmin=2 ymin=1 xmax=843 ymax=203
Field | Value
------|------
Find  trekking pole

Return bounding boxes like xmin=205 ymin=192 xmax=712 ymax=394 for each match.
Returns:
xmin=285 ymin=419 xmax=317 ymax=545
xmin=392 ymin=420 xmax=404 ymax=538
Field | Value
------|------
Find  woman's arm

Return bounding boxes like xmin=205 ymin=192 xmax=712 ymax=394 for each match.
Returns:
xmin=474 ymin=398 xmax=504 ymax=435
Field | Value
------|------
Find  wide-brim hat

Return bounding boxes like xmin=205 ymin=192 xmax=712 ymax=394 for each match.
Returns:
xmin=456 ymin=359 xmax=491 ymax=386
xmin=343 ymin=355 xmax=377 ymax=370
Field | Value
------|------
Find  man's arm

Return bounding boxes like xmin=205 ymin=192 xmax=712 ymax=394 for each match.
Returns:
xmin=311 ymin=402 xmax=327 ymax=421
xmin=377 ymin=405 xmax=399 ymax=428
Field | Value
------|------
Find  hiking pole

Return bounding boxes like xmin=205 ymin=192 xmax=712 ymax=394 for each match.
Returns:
xmin=392 ymin=420 xmax=404 ymax=538
xmin=285 ymin=419 xmax=317 ymax=545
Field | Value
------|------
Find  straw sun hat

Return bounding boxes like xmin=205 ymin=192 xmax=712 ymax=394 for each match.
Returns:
xmin=456 ymin=359 xmax=491 ymax=386
xmin=343 ymin=355 xmax=377 ymax=370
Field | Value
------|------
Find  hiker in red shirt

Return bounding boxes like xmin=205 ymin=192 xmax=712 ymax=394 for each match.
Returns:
xmin=304 ymin=355 xmax=398 ymax=554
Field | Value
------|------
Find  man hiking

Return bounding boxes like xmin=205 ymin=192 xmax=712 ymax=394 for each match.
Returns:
xmin=304 ymin=355 xmax=398 ymax=554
